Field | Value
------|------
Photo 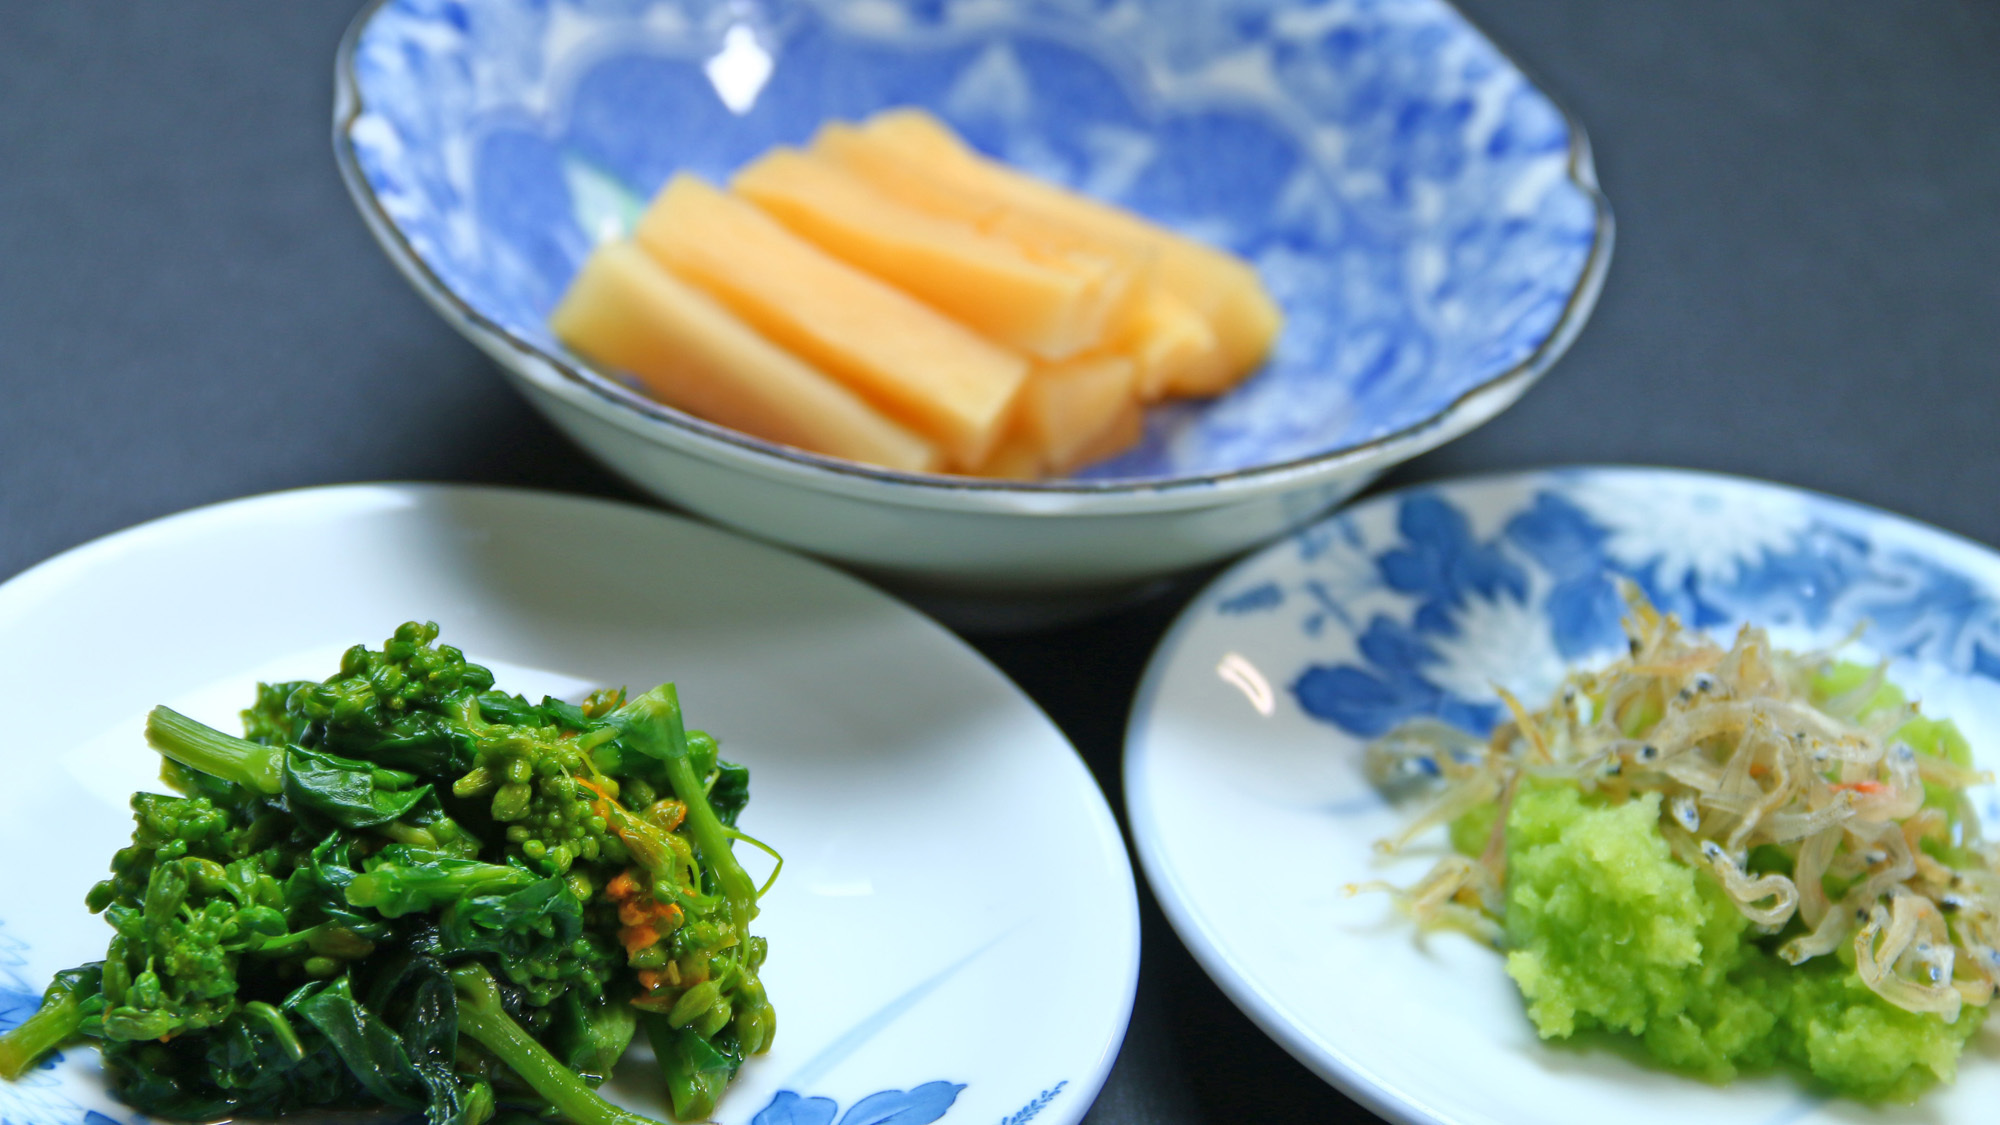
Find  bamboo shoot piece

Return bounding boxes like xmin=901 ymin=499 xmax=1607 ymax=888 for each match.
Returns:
xmin=634 ymin=174 xmax=1029 ymax=470
xmin=1011 ymin=355 xmax=1142 ymax=476
xmin=732 ymin=148 xmax=1141 ymax=361
xmin=813 ymin=110 xmax=1281 ymax=395
xmin=550 ymin=242 xmax=943 ymax=473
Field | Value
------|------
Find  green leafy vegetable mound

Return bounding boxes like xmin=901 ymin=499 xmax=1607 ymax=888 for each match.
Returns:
xmin=0 ymin=623 xmax=777 ymax=1124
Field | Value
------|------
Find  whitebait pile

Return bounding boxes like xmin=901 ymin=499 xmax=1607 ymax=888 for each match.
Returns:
xmin=1359 ymin=590 xmax=2000 ymax=1022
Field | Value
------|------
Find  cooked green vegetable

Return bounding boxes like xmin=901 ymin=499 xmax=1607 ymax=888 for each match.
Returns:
xmin=0 ymin=622 xmax=776 ymax=1124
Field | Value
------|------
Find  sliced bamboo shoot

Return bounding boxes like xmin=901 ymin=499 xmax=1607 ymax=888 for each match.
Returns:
xmin=634 ymin=174 xmax=1028 ymax=469
xmin=732 ymin=148 xmax=1140 ymax=361
xmin=815 ymin=110 xmax=1281 ymax=393
xmin=1012 ymin=355 xmax=1139 ymax=474
xmin=550 ymin=242 xmax=942 ymax=473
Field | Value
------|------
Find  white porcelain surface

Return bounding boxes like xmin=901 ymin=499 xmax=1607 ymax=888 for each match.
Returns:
xmin=1125 ymin=467 xmax=2000 ymax=1125
xmin=0 ymin=485 xmax=1138 ymax=1125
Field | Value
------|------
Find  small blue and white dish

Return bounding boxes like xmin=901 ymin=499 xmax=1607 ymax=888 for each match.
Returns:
xmin=334 ymin=0 xmax=1611 ymax=602
xmin=1126 ymin=467 xmax=2000 ymax=1124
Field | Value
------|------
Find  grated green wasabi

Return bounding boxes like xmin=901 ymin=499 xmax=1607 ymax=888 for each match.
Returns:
xmin=1500 ymin=781 xmax=1982 ymax=1100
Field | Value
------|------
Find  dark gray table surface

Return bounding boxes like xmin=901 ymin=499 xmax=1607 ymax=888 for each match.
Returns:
xmin=5 ymin=2 xmax=1999 ymax=1121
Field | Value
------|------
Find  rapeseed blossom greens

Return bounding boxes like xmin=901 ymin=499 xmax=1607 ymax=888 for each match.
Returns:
xmin=0 ymin=623 xmax=775 ymax=1123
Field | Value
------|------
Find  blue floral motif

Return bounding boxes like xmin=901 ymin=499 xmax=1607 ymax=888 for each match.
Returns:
xmin=1833 ymin=548 xmax=2000 ymax=672
xmin=1713 ymin=526 xmax=1866 ymax=633
xmin=0 ymin=919 xmax=40 ymax=1035
xmin=340 ymin=0 xmax=1606 ymax=481
xmin=1377 ymin=494 xmax=1524 ymax=636
xmin=0 ymin=918 xmax=103 ymax=1125
xmin=1500 ymin=491 xmax=1624 ymax=657
xmin=1293 ymin=616 xmax=1499 ymax=737
xmin=756 ymin=1092 xmax=840 ymax=1125
xmin=1248 ymin=471 xmax=2000 ymax=751
xmin=1297 ymin=580 xmax=1359 ymax=639
xmin=753 ymin=1082 xmax=964 ymax=1125
xmin=998 ymin=1080 xmax=1066 ymax=1125
xmin=1289 ymin=492 xmax=1528 ymax=737
xmin=840 ymin=1082 xmax=965 ymax=1125
xmin=1296 ymin=514 xmax=1366 ymax=564
xmin=1217 ymin=581 xmax=1283 ymax=615
xmin=0 ymin=987 xmax=37 ymax=1035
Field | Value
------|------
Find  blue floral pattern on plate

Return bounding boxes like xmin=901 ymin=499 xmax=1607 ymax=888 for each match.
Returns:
xmin=339 ymin=0 xmax=1607 ymax=481
xmin=996 ymin=1080 xmax=1066 ymax=1125
xmin=752 ymin=1081 xmax=964 ymax=1125
xmin=1201 ymin=469 xmax=2000 ymax=743
xmin=0 ymin=921 xmax=107 ymax=1125
xmin=0 ymin=923 xmax=41 ymax=1036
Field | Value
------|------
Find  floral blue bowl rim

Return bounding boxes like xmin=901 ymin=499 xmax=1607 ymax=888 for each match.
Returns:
xmin=332 ymin=0 xmax=1613 ymax=496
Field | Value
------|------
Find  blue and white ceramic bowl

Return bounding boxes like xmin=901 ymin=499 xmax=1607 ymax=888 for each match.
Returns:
xmin=1126 ymin=467 xmax=2000 ymax=1124
xmin=334 ymin=0 xmax=1610 ymax=599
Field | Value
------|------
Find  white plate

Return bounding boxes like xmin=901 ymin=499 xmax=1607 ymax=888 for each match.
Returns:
xmin=0 ymin=484 xmax=1137 ymax=1125
xmin=1125 ymin=467 xmax=2000 ymax=1125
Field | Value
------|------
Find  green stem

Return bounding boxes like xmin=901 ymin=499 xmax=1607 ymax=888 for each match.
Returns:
xmin=145 ymin=706 xmax=284 ymax=795
xmin=0 ymin=966 xmax=98 ymax=1080
xmin=344 ymin=858 xmax=535 ymax=917
xmin=240 ymin=1000 xmax=306 ymax=1063
xmin=616 ymin=687 xmax=758 ymax=938
xmin=247 ymin=919 xmax=373 ymax=959
xmin=722 ymin=827 xmax=783 ymax=901
xmin=450 ymin=965 xmax=661 ymax=1125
